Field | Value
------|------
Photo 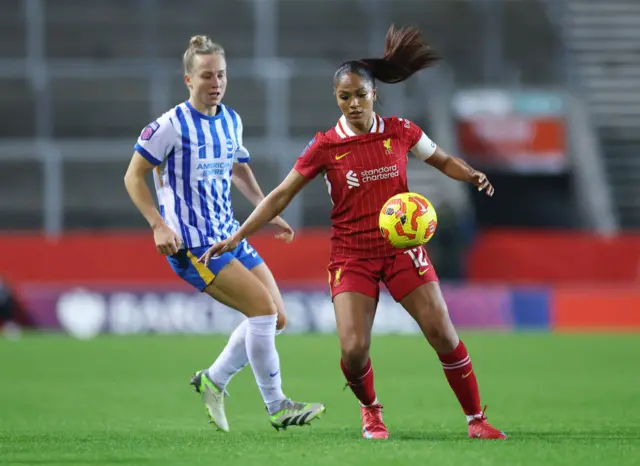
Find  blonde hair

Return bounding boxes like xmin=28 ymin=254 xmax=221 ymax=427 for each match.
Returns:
xmin=183 ymin=35 xmax=225 ymax=73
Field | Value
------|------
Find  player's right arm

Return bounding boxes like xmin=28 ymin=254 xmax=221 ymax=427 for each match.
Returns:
xmin=199 ymin=135 xmax=325 ymax=265
xmin=124 ymin=119 xmax=181 ymax=256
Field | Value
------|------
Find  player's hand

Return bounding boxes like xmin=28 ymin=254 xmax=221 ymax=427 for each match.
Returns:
xmin=198 ymin=234 xmax=241 ymax=267
xmin=153 ymin=223 xmax=182 ymax=256
xmin=270 ymin=216 xmax=295 ymax=243
xmin=470 ymin=170 xmax=494 ymax=197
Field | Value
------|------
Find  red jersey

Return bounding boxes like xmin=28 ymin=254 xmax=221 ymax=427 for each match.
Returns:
xmin=294 ymin=114 xmax=426 ymax=259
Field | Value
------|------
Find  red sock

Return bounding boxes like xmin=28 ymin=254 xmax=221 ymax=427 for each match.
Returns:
xmin=340 ymin=358 xmax=377 ymax=406
xmin=438 ymin=340 xmax=482 ymax=416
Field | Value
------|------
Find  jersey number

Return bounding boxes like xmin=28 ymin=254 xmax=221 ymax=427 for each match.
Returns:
xmin=404 ymin=247 xmax=429 ymax=270
xmin=242 ymin=240 xmax=257 ymax=257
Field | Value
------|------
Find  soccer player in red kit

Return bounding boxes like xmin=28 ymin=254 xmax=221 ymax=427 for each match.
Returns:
xmin=200 ymin=25 xmax=506 ymax=440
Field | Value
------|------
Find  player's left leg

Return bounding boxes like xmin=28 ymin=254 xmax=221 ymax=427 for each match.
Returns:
xmin=206 ymin=241 xmax=287 ymax=393
xmin=384 ymin=247 xmax=507 ymax=440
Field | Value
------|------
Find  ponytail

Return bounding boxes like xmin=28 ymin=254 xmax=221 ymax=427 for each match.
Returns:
xmin=334 ymin=25 xmax=441 ymax=86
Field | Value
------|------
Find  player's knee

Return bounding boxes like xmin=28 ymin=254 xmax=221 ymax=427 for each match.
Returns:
xmin=424 ymin=324 xmax=447 ymax=347
xmin=257 ymin=299 xmax=278 ymax=317
xmin=423 ymin=310 xmax=458 ymax=352
xmin=244 ymin=291 xmax=278 ymax=318
xmin=341 ymin=337 xmax=370 ymax=368
xmin=410 ymin=294 xmax=456 ymax=349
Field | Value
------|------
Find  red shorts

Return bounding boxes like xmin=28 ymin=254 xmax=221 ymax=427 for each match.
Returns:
xmin=327 ymin=246 xmax=439 ymax=302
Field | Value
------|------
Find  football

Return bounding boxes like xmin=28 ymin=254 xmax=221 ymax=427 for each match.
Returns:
xmin=379 ymin=192 xmax=438 ymax=248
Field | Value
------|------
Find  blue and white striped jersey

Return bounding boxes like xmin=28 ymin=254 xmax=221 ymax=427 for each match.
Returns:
xmin=134 ymin=101 xmax=250 ymax=249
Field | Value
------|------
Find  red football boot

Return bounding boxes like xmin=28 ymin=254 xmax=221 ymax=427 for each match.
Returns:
xmin=361 ymin=403 xmax=389 ymax=439
xmin=468 ymin=406 xmax=507 ymax=439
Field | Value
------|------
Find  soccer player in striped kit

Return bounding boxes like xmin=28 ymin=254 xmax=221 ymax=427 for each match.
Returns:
xmin=124 ymin=35 xmax=325 ymax=432
xmin=201 ymin=26 xmax=506 ymax=440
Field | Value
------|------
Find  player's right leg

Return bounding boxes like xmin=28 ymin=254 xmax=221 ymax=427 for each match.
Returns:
xmin=330 ymin=259 xmax=389 ymax=439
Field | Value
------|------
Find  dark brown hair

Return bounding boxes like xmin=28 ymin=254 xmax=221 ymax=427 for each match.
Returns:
xmin=334 ymin=24 xmax=441 ymax=86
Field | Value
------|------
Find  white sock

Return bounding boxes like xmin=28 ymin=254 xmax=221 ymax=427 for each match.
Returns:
xmin=245 ymin=314 xmax=285 ymax=406
xmin=207 ymin=319 xmax=250 ymax=391
xmin=207 ymin=319 xmax=285 ymax=391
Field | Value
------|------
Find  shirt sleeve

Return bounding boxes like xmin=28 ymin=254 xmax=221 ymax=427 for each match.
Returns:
xmin=233 ymin=113 xmax=251 ymax=164
xmin=398 ymin=118 xmax=437 ymax=161
xmin=134 ymin=117 xmax=176 ymax=166
xmin=410 ymin=132 xmax=438 ymax=161
xmin=293 ymin=134 xmax=325 ymax=180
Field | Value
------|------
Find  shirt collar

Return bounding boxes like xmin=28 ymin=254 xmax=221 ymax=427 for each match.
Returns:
xmin=335 ymin=113 xmax=384 ymax=138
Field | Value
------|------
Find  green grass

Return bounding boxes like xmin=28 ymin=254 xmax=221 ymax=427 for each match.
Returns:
xmin=1 ymin=333 xmax=639 ymax=466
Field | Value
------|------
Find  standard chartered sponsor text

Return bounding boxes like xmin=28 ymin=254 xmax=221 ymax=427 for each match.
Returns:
xmin=360 ymin=164 xmax=399 ymax=182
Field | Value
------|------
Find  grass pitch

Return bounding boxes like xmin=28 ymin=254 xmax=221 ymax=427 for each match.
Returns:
xmin=1 ymin=333 xmax=639 ymax=465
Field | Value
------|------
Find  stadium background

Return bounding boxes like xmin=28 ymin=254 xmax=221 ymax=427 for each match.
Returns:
xmin=1 ymin=0 xmax=638 ymax=334
xmin=0 ymin=1 xmax=639 ymax=465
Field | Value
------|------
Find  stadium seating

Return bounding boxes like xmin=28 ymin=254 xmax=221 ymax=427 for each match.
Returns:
xmin=0 ymin=0 xmax=563 ymax=229
xmin=0 ymin=0 xmax=25 ymax=59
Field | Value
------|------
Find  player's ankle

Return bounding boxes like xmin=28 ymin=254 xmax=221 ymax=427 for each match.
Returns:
xmin=360 ymin=398 xmax=380 ymax=408
xmin=466 ymin=412 xmax=484 ymax=424
xmin=266 ymin=398 xmax=289 ymax=414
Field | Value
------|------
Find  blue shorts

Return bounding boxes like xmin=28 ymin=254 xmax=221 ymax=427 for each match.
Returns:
xmin=167 ymin=239 xmax=264 ymax=292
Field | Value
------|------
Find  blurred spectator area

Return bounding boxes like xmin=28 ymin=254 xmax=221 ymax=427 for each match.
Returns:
xmin=0 ymin=0 xmax=561 ymax=139
xmin=0 ymin=0 xmax=565 ymax=234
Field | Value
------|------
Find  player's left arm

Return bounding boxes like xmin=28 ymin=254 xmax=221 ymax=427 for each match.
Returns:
xmin=231 ymin=163 xmax=293 ymax=239
xmin=404 ymin=120 xmax=494 ymax=197
xmin=423 ymin=146 xmax=493 ymax=196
